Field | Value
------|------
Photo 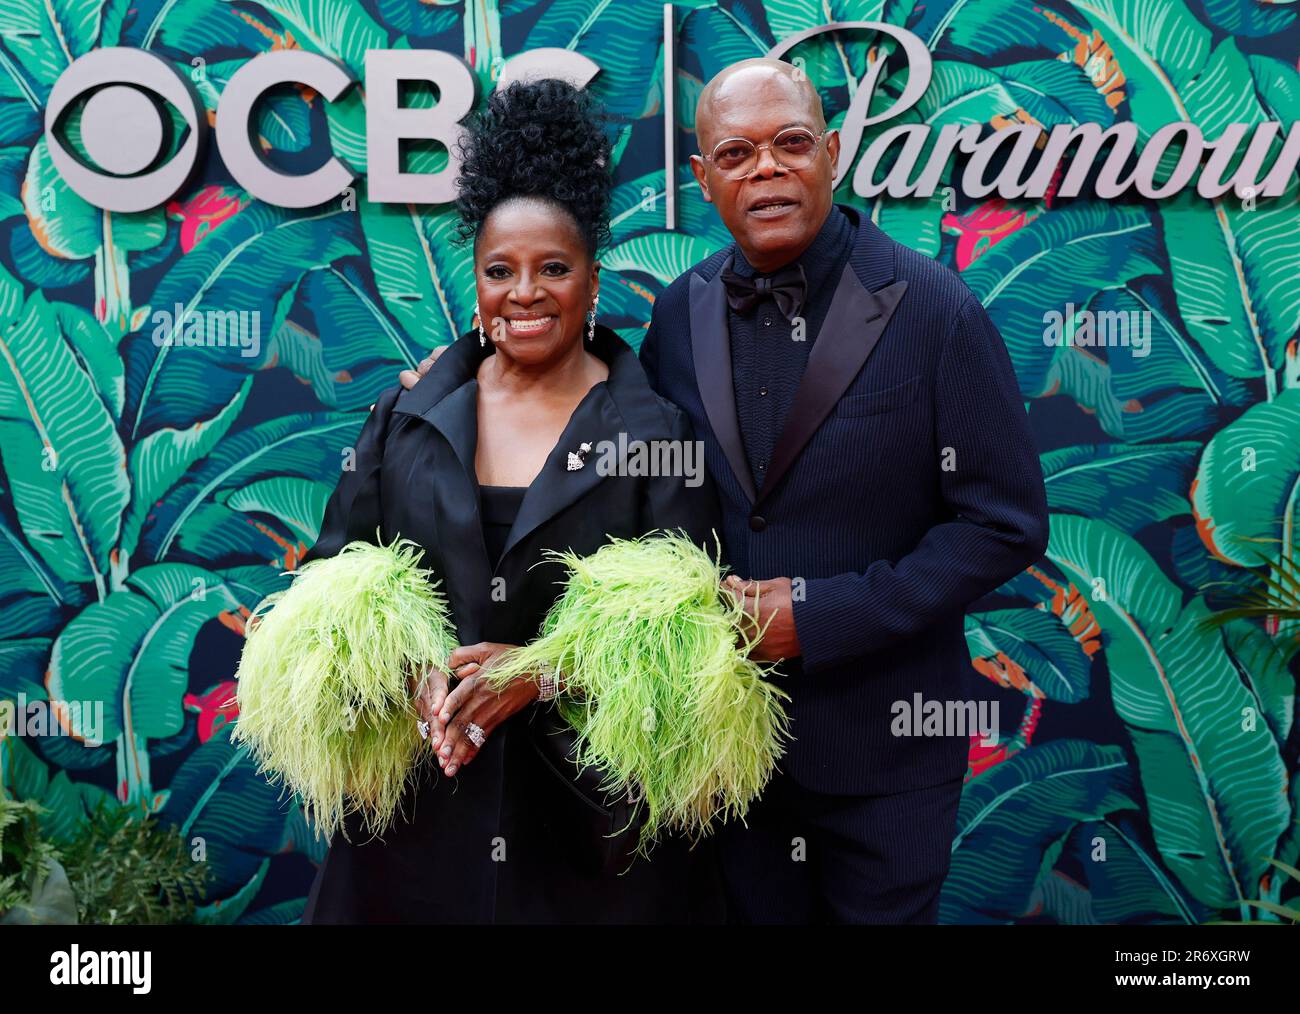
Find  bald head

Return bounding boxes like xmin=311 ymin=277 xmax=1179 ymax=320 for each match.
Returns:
xmin=695 ymin=59 xmax=826 ymax=153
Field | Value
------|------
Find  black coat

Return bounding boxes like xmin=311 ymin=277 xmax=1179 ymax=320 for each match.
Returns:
xmin=299 ymin=324 xmax=726 ymax=924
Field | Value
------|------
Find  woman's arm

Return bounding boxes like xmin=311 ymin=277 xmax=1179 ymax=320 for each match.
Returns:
xmin=297 ymin=386 xmax=457 ymax=743
xmin=301 ymin=384 xmax=402 ymax=565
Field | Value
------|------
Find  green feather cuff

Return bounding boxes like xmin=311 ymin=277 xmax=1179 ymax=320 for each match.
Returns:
xmin=231 ymin=537 xmax=455 ymax=841
xmin=485 ymin=531 xmax=791 ymax=854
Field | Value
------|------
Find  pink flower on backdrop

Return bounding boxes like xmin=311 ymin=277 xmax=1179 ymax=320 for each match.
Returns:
xmin=166 ymin=185 xmax=249 ymax=253
xmin=184 ymin=680 xmax=240 ymax=743
xmin=944 ymin=158 xmax=1064 ymax=270
xmin=943 ymin=199 xmax=1044 ymax=271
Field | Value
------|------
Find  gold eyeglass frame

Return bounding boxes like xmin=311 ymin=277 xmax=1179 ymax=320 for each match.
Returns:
xmin=700 ymin=127 xmax=829 ymax=179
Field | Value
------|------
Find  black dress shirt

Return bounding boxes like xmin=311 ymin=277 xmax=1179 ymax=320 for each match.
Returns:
xmin=727 ymin=204 xmax=856 ymax=492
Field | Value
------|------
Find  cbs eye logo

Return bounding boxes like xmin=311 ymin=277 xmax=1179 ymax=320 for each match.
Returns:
xmin=45 ymin=47 xmax=367 ymax=212
xmin=44 ymin=46 xmax=601 ymax=212
xmin=45 ymin=48 xmax=209 ymax=214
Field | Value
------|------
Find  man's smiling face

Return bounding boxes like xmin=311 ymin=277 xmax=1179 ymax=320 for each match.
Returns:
xmin=691 ymin=64 xmax=840 ymax=274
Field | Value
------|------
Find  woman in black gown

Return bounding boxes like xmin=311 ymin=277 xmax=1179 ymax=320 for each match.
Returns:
xmin=298 ymin=79 xmax=726 ymax=924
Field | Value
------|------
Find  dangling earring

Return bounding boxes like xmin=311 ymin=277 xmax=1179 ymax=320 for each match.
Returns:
xmin=475 ymin=302 xmax=486 ymax=347
xmin=586 ymin=293 xmax=599 ymax=342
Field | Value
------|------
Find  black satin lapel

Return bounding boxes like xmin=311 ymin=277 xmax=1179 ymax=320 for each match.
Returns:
xmin=420 ymin=382 xmax=480 ymax=489
xmin=759 ymin=274 xmax=910 ymax=503
xmin=690 ymin=262 xmax=757 ymax=504
xmin=498 ymin=384 xmax=617 ymax=562
xmin=417 ymin=382 xmax=496 ymax=605
xmin=393 ymin=330 xmax=486 ymax=419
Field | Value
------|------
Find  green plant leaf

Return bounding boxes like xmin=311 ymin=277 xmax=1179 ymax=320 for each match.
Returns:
xmin=117 ymin=379 xmax=252 ymax=563
xmin=0 ymin=857 xmax=77 ymax=924
xmin=1191 ymin=387 xmax=1300 ymax=568
xmin=1058 ymin=816 xmax=1205 ymax=923
xmin=601 ymin=232 xmax=722 ymax=286
xmin=47 ymin=564 xmax=242 ymax=746
xmin=961 ymin=203 xmax=1162 ymax=399
xmin=528 ymin=0 xmax=677 ymax=118
xmin=942 ymin=739 xmax=1138 ymax=923
xmin=1043 ymin=442 xmax=1200 ymax=533
xmin=224 ymin=0 xmax=390 ymax=74
xmin=124 ymin=202 xmax=360 ymax=440
xmin=158 ymin=731 xmax=292 ymax=902
xmin=965 ymin=607 xmax=1093 ymax=703
xmin=1047 ymin=515 xmax=1291 ymax=908
xmin=0 ymin=289 xmax=130 ymax=590
xmin=219 ymin=476 xmax=332 ymax=543
xmin=360 ymin=197 xmax=474 ymax=354
xmin=141 ymin=411 xmax=362 ymax=563
xmin=0 ymin=0 xmax=102 ymax=92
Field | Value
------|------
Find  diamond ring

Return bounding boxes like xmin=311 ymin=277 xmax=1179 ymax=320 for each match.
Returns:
xmin=465 ymin=722 xmax=486 ymax=748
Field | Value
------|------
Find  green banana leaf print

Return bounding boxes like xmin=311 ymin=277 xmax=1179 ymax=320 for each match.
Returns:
xmin=0 ymin=0 xmax=1296 ymax=924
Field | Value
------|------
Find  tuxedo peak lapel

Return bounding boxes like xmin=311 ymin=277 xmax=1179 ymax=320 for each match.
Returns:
xmin=758 ymin=269 xmax=910 ymax=504
xmin=689 ymin=257 xmax=758 ymax=504
xmin=834 ymin=203 xmax=898 ymax=292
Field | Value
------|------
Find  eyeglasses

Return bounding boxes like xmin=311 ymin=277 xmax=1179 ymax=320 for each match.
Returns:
xmin=700 ymin=127 xmax=828 ymax=180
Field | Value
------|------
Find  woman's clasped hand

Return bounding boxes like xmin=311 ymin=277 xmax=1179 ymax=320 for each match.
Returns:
xmin=410 ymin=643 xmax=539 ymax=776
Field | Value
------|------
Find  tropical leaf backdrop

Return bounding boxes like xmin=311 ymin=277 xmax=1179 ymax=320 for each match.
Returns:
xmin=0 ymin=0 xmax=1296 ymax=924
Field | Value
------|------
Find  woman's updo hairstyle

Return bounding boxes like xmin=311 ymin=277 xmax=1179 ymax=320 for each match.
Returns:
xmin=454 ymin=78 xmax=614 ymax=257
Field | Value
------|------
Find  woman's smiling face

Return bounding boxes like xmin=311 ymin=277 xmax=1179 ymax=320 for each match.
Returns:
xmin=474 ymin=196 xmax=599 ymax=366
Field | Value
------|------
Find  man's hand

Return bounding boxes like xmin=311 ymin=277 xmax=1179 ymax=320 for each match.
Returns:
xmin=724 ymin=575 xmax=802 ymax=663
xmin=398 ymin=346 xmax=448 ymax=390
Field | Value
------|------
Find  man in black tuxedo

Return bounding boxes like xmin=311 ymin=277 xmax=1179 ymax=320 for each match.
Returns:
xmin=635 ymin=57 xmax=1049 ymax=924
xmin=399 ymin=58 xmax=1048 ymax=924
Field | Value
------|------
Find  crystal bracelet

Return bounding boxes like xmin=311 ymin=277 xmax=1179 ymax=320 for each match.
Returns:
xmin=535 ymin=661 xmax=562 ymax=702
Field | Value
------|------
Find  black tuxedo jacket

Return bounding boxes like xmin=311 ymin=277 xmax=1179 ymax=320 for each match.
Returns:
xmin=640 ymin=203 xmax=1049 ymax=795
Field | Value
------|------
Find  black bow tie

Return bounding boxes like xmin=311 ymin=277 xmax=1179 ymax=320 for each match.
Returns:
xmin=720 ymin=263 xmax=807 ymax=322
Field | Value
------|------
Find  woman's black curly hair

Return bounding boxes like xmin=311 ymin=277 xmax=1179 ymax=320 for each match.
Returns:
xmin=453 ymin=78 xmax=614 ymax=257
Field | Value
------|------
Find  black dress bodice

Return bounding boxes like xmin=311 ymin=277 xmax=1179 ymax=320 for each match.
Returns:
xmin=479 ymin=484 xmax=527 ymax=566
